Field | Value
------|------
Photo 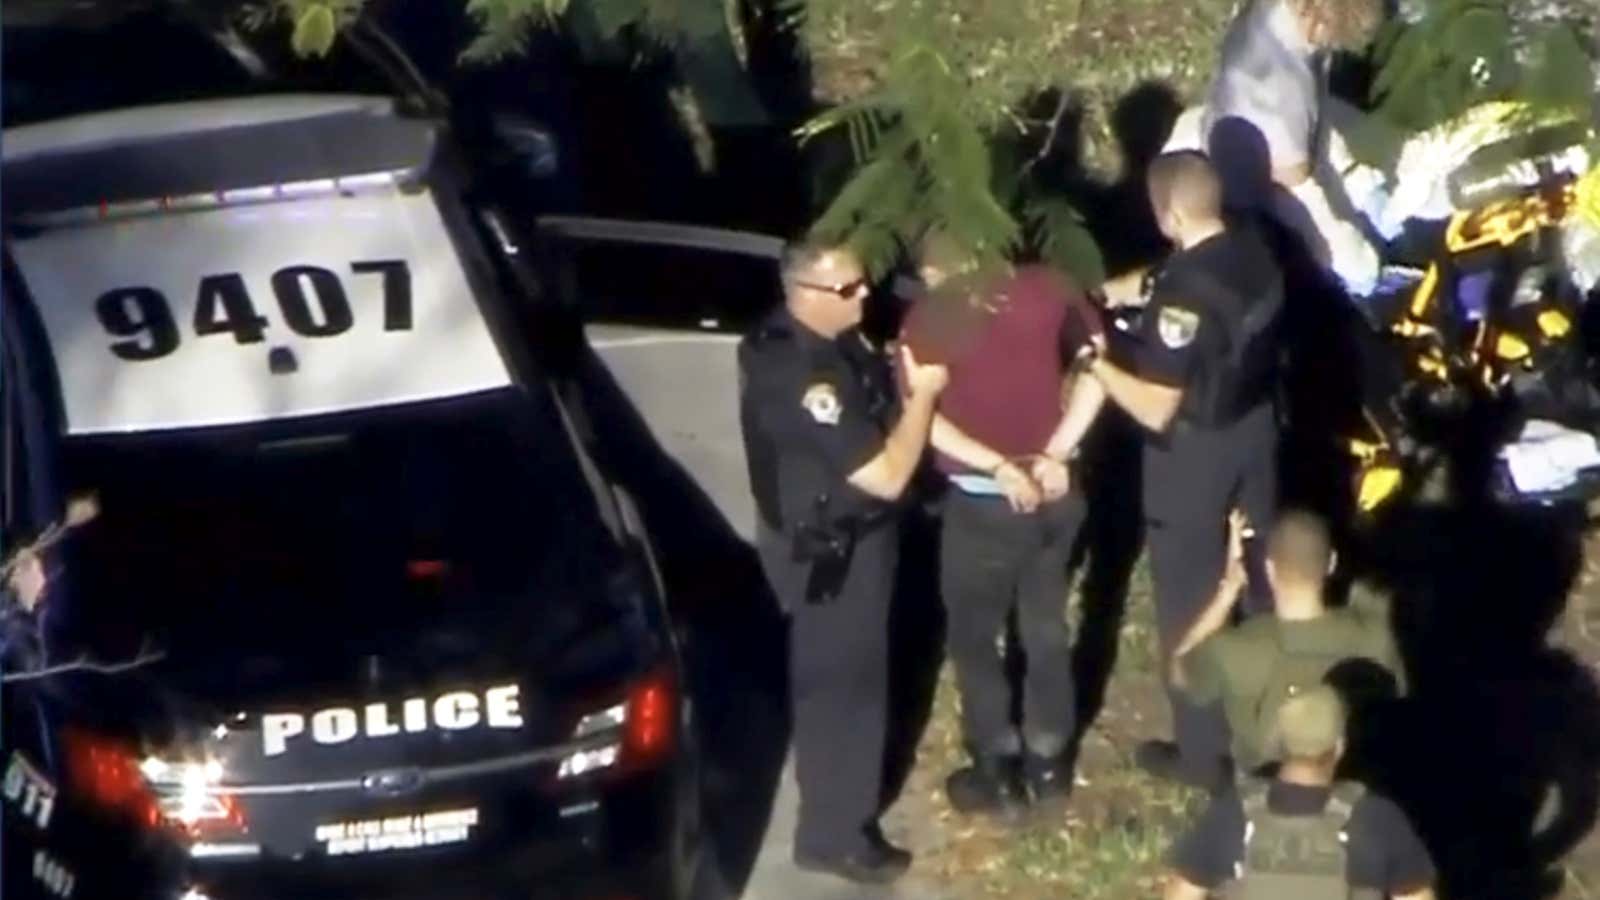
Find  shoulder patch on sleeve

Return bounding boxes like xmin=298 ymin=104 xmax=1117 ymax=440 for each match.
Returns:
xmin=1157 ymin=305 xmax=1201 ymax=349
xmin=801 ymin=382 xmax=843 ymax=426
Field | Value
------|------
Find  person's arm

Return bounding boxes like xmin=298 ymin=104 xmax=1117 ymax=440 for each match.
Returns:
xmin=930 ymin=414 xmax=1008 ymax=475
xmin=1163 ymin=875 xmax=1211 ymax=900
xmin=1163 ymin=792 xmax=1244 ymax=900
xmin=1170 ymin=579 xmax=1246 ymax=691
xmin=1087 ymin=353 xmax=1184 ymax=433
xmin=1175 ymin=511 xmax=1248 ymax=657
xmin=846 ymin=345 xmax=948 ymax=501
xmin=1170 ymin=512 xmax=1250 ymax=689
xmin=1042 ymin=373 xmax=1108 ymax=462
xmin=1273 ymin=159 xmax=1314 ymax=190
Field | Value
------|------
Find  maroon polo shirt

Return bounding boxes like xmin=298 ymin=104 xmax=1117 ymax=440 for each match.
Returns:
xmin=900 ymin=265 xmax=1081 ymax=476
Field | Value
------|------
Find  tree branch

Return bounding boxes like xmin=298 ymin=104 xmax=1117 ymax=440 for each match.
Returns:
xmin=1019 ymin=90 xmax=1072 ymax=180
xmin=3 ymin=641 xmax=165 ymax=684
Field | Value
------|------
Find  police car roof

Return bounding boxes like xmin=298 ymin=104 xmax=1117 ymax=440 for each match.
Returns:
xmin=2 ymin=95 xmax=434 ymax=217
xmin=2 ymin=94 xmax=397 ymax=164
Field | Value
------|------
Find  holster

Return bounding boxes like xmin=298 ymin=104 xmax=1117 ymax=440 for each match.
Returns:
xmin=791 ymin=519 xmax=858 ymax=605
xmin=788 ymin=492 xmax=884 ymax=605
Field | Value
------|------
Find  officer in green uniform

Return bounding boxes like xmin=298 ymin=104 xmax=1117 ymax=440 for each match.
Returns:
xmin=1172 ymin=509 xmax=1406 ymax=776
xmin=1163 ymin=686 xmax=1436 ymax=900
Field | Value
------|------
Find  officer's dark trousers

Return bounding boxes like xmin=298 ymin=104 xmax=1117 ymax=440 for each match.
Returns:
xmin=1144 ymin=404 xmax=1278 ymax=772
xmin=756 ymin=522 xmax=898 ymax=858
xmin=941 ymin=490 xmax=1087 ymax=759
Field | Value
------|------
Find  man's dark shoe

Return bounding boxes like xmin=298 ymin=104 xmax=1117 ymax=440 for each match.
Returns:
xmin=1133 ymin=739 xmax=1231 ymax=793
xmin=1133 ymin=739 xmax=1183 ymax=780
xmin=794 ymin=832 xmax=912 ymax=884
xmin=1024 ymin=749 xmax=1075 ymax=807
xmin=945 ymin=755 xmax=1028 ymax=823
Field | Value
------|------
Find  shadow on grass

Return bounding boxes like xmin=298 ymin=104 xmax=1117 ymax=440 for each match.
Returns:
xmin=1047 ymin=75 xmax=1600 ymax=900
xmin=1343 ymin=499 xmax=1600 ymax=900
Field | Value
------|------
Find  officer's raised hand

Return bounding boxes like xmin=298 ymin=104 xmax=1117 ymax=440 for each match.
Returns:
xmin=1222 ymin=509 xmax=1250 ymax=590
xmin=899 ymin=344 xmax=950 ymax=397
xmin=4 ymin=549 xmax=47 ymax=614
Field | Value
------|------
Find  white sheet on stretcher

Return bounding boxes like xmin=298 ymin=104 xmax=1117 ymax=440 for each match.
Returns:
xmin=1499 ymin=420 xmax=1600 ymax=494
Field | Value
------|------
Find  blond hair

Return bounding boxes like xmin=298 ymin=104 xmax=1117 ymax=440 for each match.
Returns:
xmin=1289 ymin=0 xmax=1384 ymax=51
xmin=1273 ymin=685 xmax=1347 ymax=760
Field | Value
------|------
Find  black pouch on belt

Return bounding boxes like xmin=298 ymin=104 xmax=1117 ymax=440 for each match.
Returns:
xmin=790 ymin=493 xmax=861 ymax=605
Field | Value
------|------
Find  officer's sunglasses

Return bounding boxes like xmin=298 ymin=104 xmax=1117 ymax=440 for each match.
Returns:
xmin=795 ymin=276 xmax=870 ymax=299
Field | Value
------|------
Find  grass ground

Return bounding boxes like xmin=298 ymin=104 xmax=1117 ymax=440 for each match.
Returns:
xmin=894 ymin=554 xmax=1199 ymax=900
xmin=891 ymin=534 xmax=1600 ymax=900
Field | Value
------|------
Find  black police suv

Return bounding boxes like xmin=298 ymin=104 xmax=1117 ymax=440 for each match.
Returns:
xmin=2 ymin=7 xmax=701 ymax=900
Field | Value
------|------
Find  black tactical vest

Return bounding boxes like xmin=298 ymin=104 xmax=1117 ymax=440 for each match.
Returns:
xmin=1171 ymin=263 xmax=1284 ymax=429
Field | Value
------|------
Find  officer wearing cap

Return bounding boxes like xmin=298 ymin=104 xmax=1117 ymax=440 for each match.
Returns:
xmin=738 ymin=241 xmax=949 ymax=884
xmin=1162 ymin=685 xmax=1437 ymax=900
xmin=1077 ymin=150 xmax=1285 ymax=790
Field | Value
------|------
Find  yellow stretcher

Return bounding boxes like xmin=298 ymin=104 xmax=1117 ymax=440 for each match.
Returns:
xmin=1348 ymin=166 xmax=1597 ymax=513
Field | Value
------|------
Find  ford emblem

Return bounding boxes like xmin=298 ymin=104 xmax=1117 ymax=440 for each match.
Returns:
xmin=361 ymin=767 xmax=425 ymax=798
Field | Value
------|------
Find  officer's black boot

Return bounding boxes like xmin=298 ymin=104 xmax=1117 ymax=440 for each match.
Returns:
xmin=945 ymin=754 xmax=1028 ymax=823
xmin=1134 ymin=740 xmax=1232 ymax=794
xmin=794 ymin=824 xmax=912 ymax=884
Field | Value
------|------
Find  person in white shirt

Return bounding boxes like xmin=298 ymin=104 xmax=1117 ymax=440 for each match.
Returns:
xmin=1165 ymin=0 xmax=1389 ymax=296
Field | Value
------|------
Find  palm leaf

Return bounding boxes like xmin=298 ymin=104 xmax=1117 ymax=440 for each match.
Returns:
xmin=1022 ymin=196 xmax=1105 ymax=288
xmin=1522 ymin=24 xmax=1595 ymax=115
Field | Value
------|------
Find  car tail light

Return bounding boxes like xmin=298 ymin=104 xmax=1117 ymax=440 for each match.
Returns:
xmin=62 ymin=730 xmax=161 ymax=828
xmin=406 ymin=559 xmax=450 ymax=579
xmin=63 ymin=731 xmax=246 ymax=837
xmin=557 ymin=668 xmax=677 ymax=782
xmin=623 ymin=671 xmax=674 ymax=762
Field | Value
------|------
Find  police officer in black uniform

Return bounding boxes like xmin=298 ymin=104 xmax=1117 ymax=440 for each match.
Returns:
xmin=738 ymin=242 xmax=949 ymax=883
xmin=1078 ymin=150 xmax=1285 ymax=791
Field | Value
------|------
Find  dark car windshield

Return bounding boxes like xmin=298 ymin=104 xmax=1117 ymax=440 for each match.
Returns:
xmin=2 ymin=7 xmax=401 ymax=129
xmin=56 ymin=388 xmax=624 ymax=685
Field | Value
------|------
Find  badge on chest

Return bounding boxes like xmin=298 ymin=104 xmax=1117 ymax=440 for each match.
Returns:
xmin=802 ymin=382 xmax=843 ymax=425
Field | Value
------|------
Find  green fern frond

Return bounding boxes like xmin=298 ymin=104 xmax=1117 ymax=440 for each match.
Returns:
xmin=1523 ymin=24 xmax=1596 ymax=115
xmin=641 ymin=0 xmax=727 ymax=41
xmin=1372 ymin=0 xmax=1595 ymax=133
xmin=587 ymin=0 xmax=655 ymax=38
xmin=460 ymin=0 xmax=568 ymax=63
xmin=1021 ymin=196 xmax=1105 ymax=288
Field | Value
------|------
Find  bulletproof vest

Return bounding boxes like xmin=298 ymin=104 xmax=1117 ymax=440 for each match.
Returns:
xmin=1225 ymin=779 xmax=1380 ymax=900
xmin=1228 ymin=617 xmax=1372 ymax=772
xmin=1173 ymin=263 xmax=1284 ymax=429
